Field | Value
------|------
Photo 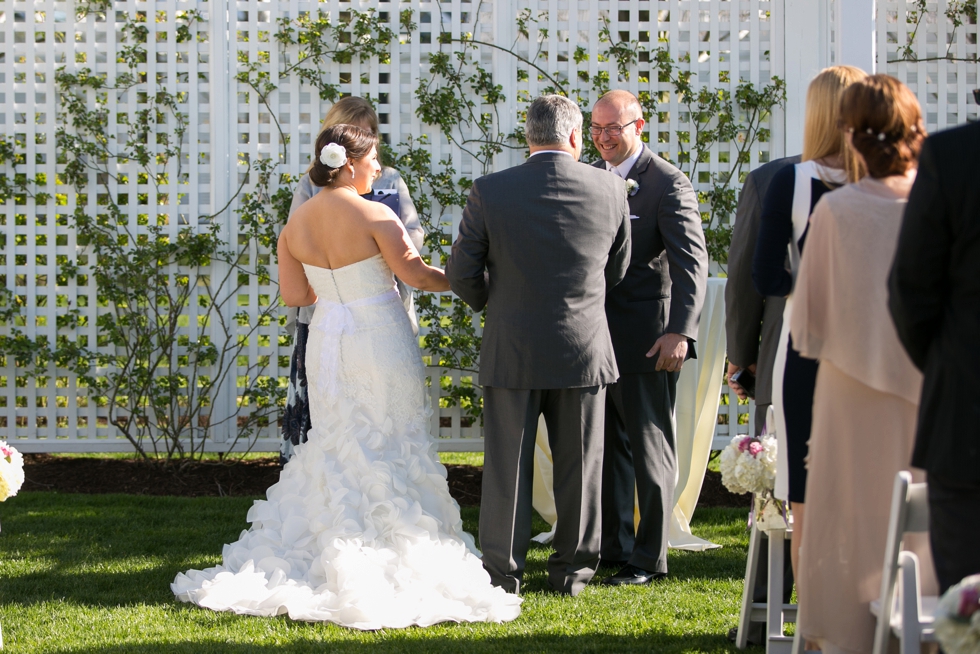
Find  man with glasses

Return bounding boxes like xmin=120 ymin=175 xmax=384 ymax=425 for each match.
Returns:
xmin=590 ymin=90 xmax=708 ymax=585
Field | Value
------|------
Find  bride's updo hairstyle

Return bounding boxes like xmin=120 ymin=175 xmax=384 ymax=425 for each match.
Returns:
xmin=839 ymin=74 xmax=925 ymax=179
xmin=309 ymin=124 xmax=378 ymax=188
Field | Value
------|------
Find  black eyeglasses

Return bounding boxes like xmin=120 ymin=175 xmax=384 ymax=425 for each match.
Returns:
xmin=589 ymin=119 xmax=639 ymax=137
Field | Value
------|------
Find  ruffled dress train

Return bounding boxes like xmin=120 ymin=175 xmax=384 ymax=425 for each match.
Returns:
xmin=172 ymin=254 xmax=521 ymax=629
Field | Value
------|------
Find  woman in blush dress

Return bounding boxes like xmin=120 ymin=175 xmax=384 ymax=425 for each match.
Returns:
xmin=751 ymin=66 xmax=866 ymax=591
xmin=173 ymin=125 xmax=522 ymax=629
xmin=790 ymin=74 xmax=937 ymax=653
xmin=281 ymin=96 xmax=424 ymax=463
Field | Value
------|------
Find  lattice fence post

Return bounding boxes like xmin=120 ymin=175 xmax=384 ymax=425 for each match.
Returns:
xmin=206 ymin=0 xmax=236 ymax=447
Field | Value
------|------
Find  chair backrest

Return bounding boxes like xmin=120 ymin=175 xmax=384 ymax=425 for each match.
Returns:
xmin=872 ymin=471 xmax=930 ymax=654
xmin=904 ymin=482 xmax=929 ymax=533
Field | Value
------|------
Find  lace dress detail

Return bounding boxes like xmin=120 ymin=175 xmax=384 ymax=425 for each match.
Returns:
xmin=172 ymin=254 xmax=521 ymax=629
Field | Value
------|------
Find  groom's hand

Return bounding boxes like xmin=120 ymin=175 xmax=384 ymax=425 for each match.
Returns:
xmin=646 ymin=333 xmax=688 ymax=372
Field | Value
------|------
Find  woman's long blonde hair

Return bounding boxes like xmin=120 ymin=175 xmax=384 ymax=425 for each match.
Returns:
xmin=307 ymin=97 xmax=380 ymax=173
xmin=803 ymin=65 xmax=868 ymax=181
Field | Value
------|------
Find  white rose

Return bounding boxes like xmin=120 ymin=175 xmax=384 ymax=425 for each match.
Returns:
xmin=320 ymin=142 xmax=348 ymax=169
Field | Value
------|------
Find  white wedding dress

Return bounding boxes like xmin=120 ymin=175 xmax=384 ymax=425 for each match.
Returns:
xmin=172 ymin=253 xmax=521 ymax=629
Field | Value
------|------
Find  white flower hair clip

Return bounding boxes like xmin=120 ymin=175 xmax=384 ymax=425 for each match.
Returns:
xmin=320 ymin=143 xmax=347 ymax=169
xmin=625 ymin=179 xmax=640 ymax=197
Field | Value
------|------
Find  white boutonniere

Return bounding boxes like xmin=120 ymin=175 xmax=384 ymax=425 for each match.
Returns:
xmin=625 ymin=179 xmax=639 ymax=197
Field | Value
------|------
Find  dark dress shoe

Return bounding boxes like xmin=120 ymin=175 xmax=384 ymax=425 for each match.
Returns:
xmin=601 ymin=564 xmax=666 ymax=586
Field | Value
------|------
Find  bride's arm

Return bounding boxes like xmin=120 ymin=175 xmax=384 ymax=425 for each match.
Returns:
xmin=370 ymin=207 xmax=449 ymax=292
xmin=277 ymin=228 xmax=318 ymax=306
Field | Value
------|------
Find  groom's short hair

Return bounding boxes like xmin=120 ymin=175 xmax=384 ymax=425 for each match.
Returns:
xmin=525 ymin=95 xmax=583 ymax=146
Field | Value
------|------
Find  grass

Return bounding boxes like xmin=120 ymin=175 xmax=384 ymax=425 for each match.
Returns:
xmin=438 ymin=452 xmax=485 ymax=467
xmin=0 ymin=493 xmax=752 ymax=653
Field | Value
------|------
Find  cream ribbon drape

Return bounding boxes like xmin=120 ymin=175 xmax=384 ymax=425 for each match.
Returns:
xmin=531 ymin=278 xmax=728 ymax=551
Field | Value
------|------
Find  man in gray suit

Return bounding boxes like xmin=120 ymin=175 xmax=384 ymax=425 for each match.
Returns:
xmin=446 ymin=95 xmax=631 ymax=596
xmin=591 ymin=90 xmax=709 ymax=585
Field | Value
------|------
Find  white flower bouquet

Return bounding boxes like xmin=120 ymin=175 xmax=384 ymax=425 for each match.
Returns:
xmin=719 ymin=431 xmax=786 ymax=531
xmin=0 ymin=441 xmax=25 ymax=501
xmin=935 ymin=574 xmax=980 ymax=654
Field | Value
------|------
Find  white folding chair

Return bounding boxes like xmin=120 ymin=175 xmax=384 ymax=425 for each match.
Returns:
xmin=870 ymin=471 xmax=937 ymax=654
xmin=736 ymin=518 xmax=797 ymax=653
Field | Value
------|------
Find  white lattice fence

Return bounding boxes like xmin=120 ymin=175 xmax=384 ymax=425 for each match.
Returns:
xmin=1 ymin=0 xmax=796 ymax=453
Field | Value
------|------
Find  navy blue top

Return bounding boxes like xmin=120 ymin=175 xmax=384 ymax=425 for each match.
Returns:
xmin=752 ymin=164 xmax=841 ymax=297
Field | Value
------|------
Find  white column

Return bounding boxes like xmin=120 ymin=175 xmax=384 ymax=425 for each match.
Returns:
xmin=493 ymin=0 xmax=516 ymax=171
xmin=782 ymin=0 xmax=832 ymax=157
xmin=836 ymin=0 xmax=877 ymax=73
xmin=208 ymin=0 xmax=236 ymax=445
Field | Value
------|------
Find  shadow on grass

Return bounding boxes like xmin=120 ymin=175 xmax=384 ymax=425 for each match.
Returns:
xmin=39 ymin=633 xmax=746 ymax=654
xmin=1 ymin=493 xmax=748 ymax=611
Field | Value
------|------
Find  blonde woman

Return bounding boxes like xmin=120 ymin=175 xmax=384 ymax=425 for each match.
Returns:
xmin=282 ymin=97 xmax=424 ymax=462
xmin=751 ymin=65 xmax=866 ymax=584
xmin=790 ymin=74 xmax=936 ymax=653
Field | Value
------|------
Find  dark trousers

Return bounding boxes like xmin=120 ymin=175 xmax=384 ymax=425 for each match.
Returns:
xmin=480 ymin=385 xmax=605 ymax=596
xmin=783 ymin=337 xmax=818 ymax=503
xmin=600 ymin=371 xmax=677 ymax=574
xmin=928 ymin=471 xmax=980 ymax=593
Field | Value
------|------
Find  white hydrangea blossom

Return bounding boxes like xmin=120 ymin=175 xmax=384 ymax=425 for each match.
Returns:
xmin=719 ymin=434 xmax=778 ymax=496
xmin=719 ymin=436 xmax=750 ymax=494
xmin=935 ymin=574 xmax=980 ymax=653
xmin=0 ymin=441 xmax=24 ymax=501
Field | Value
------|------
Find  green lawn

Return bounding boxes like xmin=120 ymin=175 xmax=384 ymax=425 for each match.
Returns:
xmin=0 ymin=493 xmax=752 ymax=653
xmin=439 ymin=452 xmax=485 ymax=467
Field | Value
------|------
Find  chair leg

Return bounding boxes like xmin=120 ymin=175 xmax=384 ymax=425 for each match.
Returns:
xmin=766 ymin=527 xmax=787 ymax=641
xmin=736 ymin=523 xmax=764 ymax=648
xmin=898 ymin=552 xmax=923 ymax=654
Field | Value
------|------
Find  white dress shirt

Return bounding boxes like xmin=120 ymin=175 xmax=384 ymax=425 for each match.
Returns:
xmin=606 ymin=145 xmax=643 ymax=179
xmin=530 ymin=150 xmax=574 ymax=158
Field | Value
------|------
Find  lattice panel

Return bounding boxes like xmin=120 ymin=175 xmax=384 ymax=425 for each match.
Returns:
xmin=2 ymin=0 xmax=786 ymax=452
xmin=0 ymin=0 xmax=263 ymax=451
xmin=881 ymin=0 xmax=980 ymax=130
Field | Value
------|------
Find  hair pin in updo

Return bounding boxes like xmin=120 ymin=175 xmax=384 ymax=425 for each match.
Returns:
xmin=320 ymin=143 xmax=347 ymax=169
xmin=865 ymin=127 xmax=887 ymax=141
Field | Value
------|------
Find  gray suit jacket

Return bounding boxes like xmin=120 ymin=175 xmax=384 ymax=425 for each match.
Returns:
xmin=725 ymin=156 xmax=800 ymax=405
xmin=446 ymin=152 xmax=631 ymax=389
xmin=595 ymin=146 xmax=709 ymax=375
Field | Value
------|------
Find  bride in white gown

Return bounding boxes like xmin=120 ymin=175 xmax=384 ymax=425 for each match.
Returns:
xmin=172 ymin=125 xmax=522 ymax=629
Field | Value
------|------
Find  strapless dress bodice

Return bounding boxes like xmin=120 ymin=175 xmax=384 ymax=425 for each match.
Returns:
xmin=303 ymin=253 xmax=396 ymax=304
